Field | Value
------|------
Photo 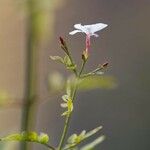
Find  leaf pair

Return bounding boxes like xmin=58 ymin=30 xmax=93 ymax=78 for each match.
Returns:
xmin=63 ymin=126 xmax=105 ymax=150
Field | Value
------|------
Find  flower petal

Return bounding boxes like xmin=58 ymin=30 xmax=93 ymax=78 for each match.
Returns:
xmin=88 ymin=23 xmax=108 ymax=33
xmin=92 ymin=33 xmax=99 ymax=37
xmin=69 ymin=30 xmax=82 ymax=35
xmin=74 ymin=24 xmax=88 ymax=34
xmin=74 ymin=24 xmax=82 ymax=29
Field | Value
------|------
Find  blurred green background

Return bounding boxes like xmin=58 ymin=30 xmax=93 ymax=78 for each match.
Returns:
xmin=0 ymin=0 xmax=150 ymax=150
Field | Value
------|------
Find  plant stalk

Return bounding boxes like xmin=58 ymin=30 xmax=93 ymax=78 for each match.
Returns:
xmin=58 ymin=60 xmax=86 ymax=150
xmin=20 ymin=3 xmax=38 ymax=150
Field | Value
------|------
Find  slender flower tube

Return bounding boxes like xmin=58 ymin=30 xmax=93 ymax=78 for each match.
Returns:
xmin=69 ymin=23 xmax=108 ymax=53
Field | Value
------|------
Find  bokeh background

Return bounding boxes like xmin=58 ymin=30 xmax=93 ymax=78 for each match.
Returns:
xmin=0 ymin=0 xmax=150 ymax=150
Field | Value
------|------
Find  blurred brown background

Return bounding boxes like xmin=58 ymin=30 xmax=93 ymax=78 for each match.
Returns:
xmin=0 ymin=0 xmax=150 ymax=150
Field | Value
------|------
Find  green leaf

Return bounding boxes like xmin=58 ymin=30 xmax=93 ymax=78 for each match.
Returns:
xmin=84 ymin=126 xmax=102 ymax=139
xmin=64 ymin=126 xmax=102 ymax=150
xmin=63 ymin=56 xmax=76 ymax=70
xmin=0 ymin=132 xmax=49 ymax=145
xmin=67 ymin=134 xmax=78 ymax=144
xmin=80 ymin=135 xmax=105 ymax=150
xmin=64 ymin=56 xmax=72 ymax=66
xmin=78 ymin=76 xmax=117 ymax=91
xmin=50 ymin=56 xmax=64 ymax=64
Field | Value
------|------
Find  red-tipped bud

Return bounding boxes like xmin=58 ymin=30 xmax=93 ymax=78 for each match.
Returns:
xmin=102 ymin=62 xmax=109 ymax=68
xmin=99 ymin=62 xmax=109 ymax=69
xmin=59 ymin=36 xmax=65 ymax=46
xmin=82 ymin=50 xmax=89 ymax=62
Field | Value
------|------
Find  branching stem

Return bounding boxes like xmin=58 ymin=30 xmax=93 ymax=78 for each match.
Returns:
xmin=58 ymin=59 xmax=87 ymax=150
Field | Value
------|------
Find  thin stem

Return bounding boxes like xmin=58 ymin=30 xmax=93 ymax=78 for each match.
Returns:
xmin=67 ymin=53 xmax=78 ymax=76
xmin=58 ymin=80 xmax=78 ymax=150
xmin=58 ymin=60 xmax=87 ymax=150
xmin=79 ymin=60 xmax=86 ymax=76
xmin=43 ymin=143 xmax=56 ymax=150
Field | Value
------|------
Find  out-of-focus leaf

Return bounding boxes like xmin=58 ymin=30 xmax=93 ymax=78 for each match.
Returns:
xmin=48 ymin=73 xmax=117 ymax=94
xmin=66 ymin=79 xmax=71 ymax=97
xmin=0 ymin=91 xmax=9 ymax=106
xmin=83 ymin=126 xmax=102 ymax=139
xmin=48 ymin=72 xmax=65 ymax=92
xmin=78 ymin=76 xmax=117 ymax=91
xmin=50 ymin=56 xmax=64 ymax=64
xmin=0 ymin=132 xmax=49 ymax=145
xmin=80 ymin=135 xmax=105 ymax=150
xmin=0 ymin=141 xmax=18 ymax=150
xmin=64 ymin=126 xmax=103 ymax=150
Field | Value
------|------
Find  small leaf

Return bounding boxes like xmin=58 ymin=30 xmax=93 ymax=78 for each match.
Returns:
xmin=67 ymin=134 xmax=78 ymax=144
xmin=50 ymin=56 xmax=64 ymax=64
xmin=62 ymin=95 xmax=69 ymax=102
xmin=63 ymin=56 xmax=76 ymax=70
xmin=64 ymin=127 xmax=102 ymax=150
xmin=84 ymin=126 xmax=102 ymax=139
xmin=80 ymin=135 xmax=105 ymax=150
xmin=61 ymin=111 xmax=69 ymax=116
xmin=64 ymin=56 xmax=72 ymax=66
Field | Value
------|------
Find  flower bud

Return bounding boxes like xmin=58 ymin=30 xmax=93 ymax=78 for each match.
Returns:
xmin=82 ymin=50 xmax=89 ymax=62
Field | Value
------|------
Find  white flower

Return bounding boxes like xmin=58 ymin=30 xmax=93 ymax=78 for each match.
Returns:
xmin=69 ymin=23 xmax=108 ymax=37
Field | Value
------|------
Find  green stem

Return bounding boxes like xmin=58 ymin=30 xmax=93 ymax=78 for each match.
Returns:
xmin=58 ymin=60 xmax=86 ymax=150
xmin=20 ymin=3 xmax=38 ymax=150
xmin=58 ymin=80 xmax=78 ymax=150
xmin=44 ymin=143 xmax=56 ymax=150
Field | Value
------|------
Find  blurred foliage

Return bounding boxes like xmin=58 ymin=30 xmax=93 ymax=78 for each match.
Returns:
xmin=63 ymin=126 xmax=104 ymax=150
xmin=0 ymin=91 xmax=9 ymax=107
xmin=80 ymin=136 xmax=105 ymax=150
xmin=0 ymin=132 xmax=49 ymax=145
xmin=48 ymin=71 xmax=65 ymax=93
xmin=0 ymin=142 xmax=18 ymax=150
xmin=78 ymin=76 xmax=117 ymax=91
xmin=17 ymin=0 xmax=65 ymax=41
xmin=48 ymin=72 xmax=117 ymax=93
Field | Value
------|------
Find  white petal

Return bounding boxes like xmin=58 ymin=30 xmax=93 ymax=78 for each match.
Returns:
xmin=92 ymin=33 xmax=99 ymax=37
xmin=69 ymin=30 xmax=82 ymax=35
xmin=74 ymin=23 xmax=82 ymax=29
xmin=74 ymin=24 xmax=88 ymax=33
xmin=90 ymin=23 xmax=108 ymax=33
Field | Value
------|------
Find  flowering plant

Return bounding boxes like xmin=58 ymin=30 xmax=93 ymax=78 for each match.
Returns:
xmin=0 ymin=23 xmax=115 ymax=150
